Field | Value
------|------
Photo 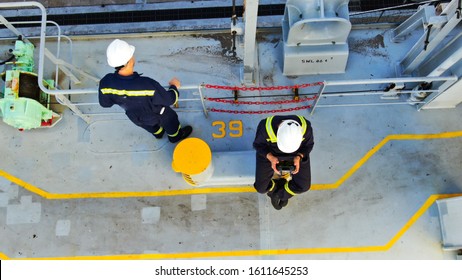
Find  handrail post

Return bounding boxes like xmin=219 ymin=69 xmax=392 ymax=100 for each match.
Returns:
xmin=310 ymin=82 xmax=326 ymax=115
xmin=198 ymin=84 xmax=208 ymax=118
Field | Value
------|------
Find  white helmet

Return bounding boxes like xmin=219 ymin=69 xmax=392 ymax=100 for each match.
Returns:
xmin=277 ymin=119 xmax=303 ymax=153
xmin=106 ymin=39 xmax=135 ymax=67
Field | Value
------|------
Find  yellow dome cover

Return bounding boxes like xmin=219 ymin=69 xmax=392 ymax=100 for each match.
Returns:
xmin=172 ymin=138 xmax=212 ymax=175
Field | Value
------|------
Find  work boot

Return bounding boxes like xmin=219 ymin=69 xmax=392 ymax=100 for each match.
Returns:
xmin=279 ymin=199 xmax=289 ymax=208
xmin=270 ymin=193 xmax=283 ymax=210
xmin=268 ymin=179 xmax=286 ymax=210
xmin=266 ymin=179 xmax=276 ymax=196
xmin=169 ymin=126 xmax=193 ymax=143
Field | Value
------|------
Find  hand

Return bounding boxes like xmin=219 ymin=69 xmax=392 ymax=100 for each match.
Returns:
xmin=266 ymin=153 xmax=280 ymax=175
xmin=169 ymin=77 xmax=181 ymax=88
xmin=293 ymin=155 xmax=301 ymax=175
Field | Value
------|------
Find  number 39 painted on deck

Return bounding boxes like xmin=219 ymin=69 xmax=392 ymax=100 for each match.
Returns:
xmin=212 ymin=120 xmax=243 ymax=138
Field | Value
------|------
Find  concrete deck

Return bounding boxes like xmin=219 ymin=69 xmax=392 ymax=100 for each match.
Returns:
xmin=0 ymin=1 xmax=462 ymax=260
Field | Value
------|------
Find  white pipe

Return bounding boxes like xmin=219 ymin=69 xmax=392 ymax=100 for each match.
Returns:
xmin=324 ymin=75 xmax=458 ymax=86
xmin=350 ymin=0 xmax=441 ymax=16
xmin=243 ymin=0 xmax=259 ymax=85
xmin=316 ymin=102 xmax=425 ymax=108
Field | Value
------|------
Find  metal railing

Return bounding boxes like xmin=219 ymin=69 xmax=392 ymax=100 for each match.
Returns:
xmin=1 ymin=1 xmax=459 ymax=122
xmin=197 ymin=75 xmax=458 ymax=115
xmin=0 ymin=19 xmax=72 ymax=91
xmin=72 ymin=84 xmax=209 ymax=119
xmin=310 ymin=75 xmax=458 ymax=114
xmin=0 ymin=1 xmax=100 ymax=124
xmin=349 ymin=0 xmax=442 ymax=24
xmin=0 ymin=1 xmax=98 ymax=95
xmin=0 ymin=2 xmax=210 ymax=123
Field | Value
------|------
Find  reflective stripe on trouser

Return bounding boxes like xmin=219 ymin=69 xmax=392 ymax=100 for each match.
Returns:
xmin=167 ymin=125 xmax=181 ymax=138
xmin=253 ymin=153 xmax=276 ymax=194
xmin=153 ymin=127 xmax=164 ymax=136
xmin=268 ymin=179 xmax=276 ymax=193
xmin=133 ymin=106 xmax=181 ymax=136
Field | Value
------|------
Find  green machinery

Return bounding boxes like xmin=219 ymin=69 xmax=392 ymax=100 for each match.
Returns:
xmin=0 ymin=38 xmax=59 ymax=130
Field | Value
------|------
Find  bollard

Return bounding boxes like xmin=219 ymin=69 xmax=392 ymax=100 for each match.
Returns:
xmin=172 ymin=138 xmax=213 ymax=186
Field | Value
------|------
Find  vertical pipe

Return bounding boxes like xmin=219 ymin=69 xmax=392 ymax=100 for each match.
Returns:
xmin=310 ymin=82 xmax=326 ymax=115
xmin=243 ymin=0 xmax=259 ymax=85
xmin=319 ymin=0 xmax=325 ymax=18
xmin=198 ymin=84 xmax=209 ymax=118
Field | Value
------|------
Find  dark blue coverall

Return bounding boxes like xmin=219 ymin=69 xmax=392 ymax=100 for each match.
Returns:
xmin=253 ymin=115 xmax=314 ymax=201
xmin=98 ymin=72 xmax=183 ymax=141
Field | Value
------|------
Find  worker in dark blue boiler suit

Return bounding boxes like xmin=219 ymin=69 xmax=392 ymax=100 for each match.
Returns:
xmin=98 ymin=39 xmax=192 ymax=143
xmin=253 ymin=115 xmax=314 ymax=210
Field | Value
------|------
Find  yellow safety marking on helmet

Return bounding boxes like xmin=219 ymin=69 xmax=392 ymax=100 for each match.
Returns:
xmin=100 ymin=88 xmax=155 ymax=96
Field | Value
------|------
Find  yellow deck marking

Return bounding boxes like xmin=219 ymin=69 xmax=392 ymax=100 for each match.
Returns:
xmin=4 ymin=131 xmax=461 ymax=198
xmin=2 ymin=193 xmax=460 ymax=260
xmin=1 ymin=131 xmax=461 ymax=259
xmin=311 ymin=131 xmax=462 ymax=190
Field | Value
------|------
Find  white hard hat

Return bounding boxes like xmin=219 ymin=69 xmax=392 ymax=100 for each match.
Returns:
xmin=277 ymin=119 xmax=303 ymax=153
xmin=106 ymin=39 xmax=135 ymax=67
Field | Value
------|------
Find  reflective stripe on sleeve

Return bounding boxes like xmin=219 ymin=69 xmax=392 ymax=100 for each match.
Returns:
xmin=101 ymin=88 xmax=155 ymax=96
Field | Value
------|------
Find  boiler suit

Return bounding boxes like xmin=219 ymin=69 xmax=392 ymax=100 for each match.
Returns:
xmin=253 ymin=115 xmax=314 ymax=201
xmin=98 ymin=71 xmax=183 ymax=141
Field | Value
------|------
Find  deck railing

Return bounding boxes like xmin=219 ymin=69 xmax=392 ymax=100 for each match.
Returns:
xmin=311 ymin=75 xmax=458 ymax=114
xmin=1 ymin=1 xmax=459 ymax=125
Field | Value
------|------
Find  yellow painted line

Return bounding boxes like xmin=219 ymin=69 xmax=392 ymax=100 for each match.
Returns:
xmin=0 ymin=252 xmax=10 ymax=260
xmin=384 ymin=193 xmax=460 ymax=249
xmin=1 ymin=132 xmax=460 ymax=260
xmin=1 ymin=130 xmax=461 ymax=198
xmin=2 ymin=193 xmax=460 ymax=260
xmin=0 ymin=168 xmax=254 ymax=199
xmin=0 ymin=170 xmax=50 ymax=198
xmin=10 ymin=247 xmax=387 ymax=260
xmin=312 ymin=131 xmax=462 ymax=190
xmin=38 ymin=187 xmax=256 ymax=200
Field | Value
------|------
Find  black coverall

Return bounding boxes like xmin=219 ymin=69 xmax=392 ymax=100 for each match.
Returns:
xmin=98 ymin=72 xmax=183 ymax=141
xmin=253 ymin=115 xmax=314 ymax=200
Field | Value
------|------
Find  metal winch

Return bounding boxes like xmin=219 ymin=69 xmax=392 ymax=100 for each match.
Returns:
xmin=0 ymin=38 xmax=60 ymax=130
